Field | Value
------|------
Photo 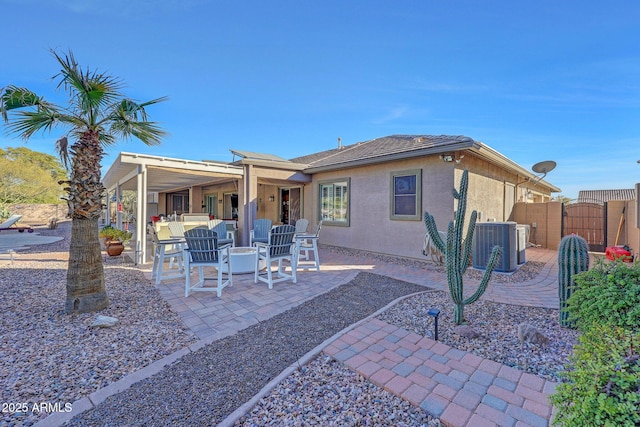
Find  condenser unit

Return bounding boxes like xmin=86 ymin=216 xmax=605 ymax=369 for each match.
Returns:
xmin=472 ymin=221 xmax=517 ymax=272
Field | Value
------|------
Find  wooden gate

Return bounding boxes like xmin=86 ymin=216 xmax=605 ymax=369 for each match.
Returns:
xmin=563 ymin=202 xmax=607 ymax=252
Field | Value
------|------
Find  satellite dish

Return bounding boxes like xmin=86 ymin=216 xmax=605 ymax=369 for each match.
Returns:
xmin=531 ymin=160 xmax=556 ymax=184
xmin=532 ymin=160 xmax=556 ymax=174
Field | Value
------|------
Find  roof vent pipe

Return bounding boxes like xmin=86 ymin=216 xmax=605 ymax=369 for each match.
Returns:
xmin=338 ymin=137 xmax=342 ymax=149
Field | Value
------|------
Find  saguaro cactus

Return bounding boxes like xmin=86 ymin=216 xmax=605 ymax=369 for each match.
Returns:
xmin=558 ymin=234 xmax=589 ymax=327
xmin=424 ymin=169 xmax=501 ymax=325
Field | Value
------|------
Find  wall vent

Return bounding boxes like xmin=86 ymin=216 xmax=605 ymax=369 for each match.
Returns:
xmin=473 ymin=221 xmax=517 ymax=272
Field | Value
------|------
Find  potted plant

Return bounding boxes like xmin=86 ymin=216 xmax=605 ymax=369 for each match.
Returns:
xmin=100 ymin=226 xmax=132 ymax=256
xmin=99 ymin=225 xmax=118 ymax=245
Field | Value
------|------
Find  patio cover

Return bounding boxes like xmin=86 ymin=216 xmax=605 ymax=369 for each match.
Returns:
xmin=102 ymin=152 xmax=243 ymax=264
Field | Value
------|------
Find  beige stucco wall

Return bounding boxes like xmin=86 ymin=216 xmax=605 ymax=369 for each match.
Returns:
xmin=308 ymin=157 xmax=453 ymax=260
xmin=607 ymin=200 xmax=639 ymax=252
xmin=7 ymin=203 xmax=67 ymax=224
xmin=307 ymin=153 xmax=554 ymax=259
xmin=510 ymin=201 xmax=563 ymax=249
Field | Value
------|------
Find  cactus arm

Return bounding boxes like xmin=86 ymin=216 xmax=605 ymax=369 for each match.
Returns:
xmin=464 ymin=245 xmax=501 ymax=305
xmin=424 ymin=212 xmax=446 ymax=254
xmin=460 ymin=210 xmax=477 ymax=274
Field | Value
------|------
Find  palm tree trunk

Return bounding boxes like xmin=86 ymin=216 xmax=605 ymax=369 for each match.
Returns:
xmin=63 ymin=133 xmax=109 ymax=313
xmin=65 ymin=217 xmax=108 ymax=313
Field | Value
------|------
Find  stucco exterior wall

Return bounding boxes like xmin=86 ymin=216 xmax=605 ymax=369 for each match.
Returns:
xmin=607 ymin=200 xmax=639 ymax=251
xmin=308 ymin=157 xmax=454 ymax=260
xmin=7 ymin=203 xmax=67 ymax=224
xmin=510 ymin=201 xmax=563 ymax=249
xmin=306 ymin=153 xmax=554 ymax=259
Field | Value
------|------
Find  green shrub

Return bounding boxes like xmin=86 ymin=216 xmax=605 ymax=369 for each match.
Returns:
xmin=568 ymin=260 xmax=640 ymax=331
xmin=551 ymin=326 xmax=640 ymax=427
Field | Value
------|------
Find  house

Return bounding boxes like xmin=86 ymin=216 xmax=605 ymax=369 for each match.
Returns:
xmin=103 ymin=135 xmax=561 ymax=264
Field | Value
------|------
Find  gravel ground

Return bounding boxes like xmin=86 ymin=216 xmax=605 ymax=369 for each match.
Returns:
xmin=66 ymin=272 xmax=432 ymax=427
xmin=1 ymin=223 xmax=576 ymax=427
xmin=0 ymin=222 xmax=197 ymax=427
xmin=377 ymin=292 xmax=578 ymax=382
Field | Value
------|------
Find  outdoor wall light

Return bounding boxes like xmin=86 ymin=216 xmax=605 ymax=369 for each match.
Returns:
xmin=440 ymin=154 xmax=454 ymax=162
xmin=427 ymin=308 xmax=441 ymax=341
xmin=268 ymin=195 xmax=275 ymax=202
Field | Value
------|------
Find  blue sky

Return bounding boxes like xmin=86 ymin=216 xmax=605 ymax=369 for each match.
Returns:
xmin=1 ymin=0 xmax=639 ymax=200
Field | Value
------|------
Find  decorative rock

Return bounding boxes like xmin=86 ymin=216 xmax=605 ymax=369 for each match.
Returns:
xmin=517 ymin=323 xmax=549 ymax=346
xmin=91 ymin=315 xmax=119 ymax=328
xmin=454 ymin=324 xmax=481 ymax=339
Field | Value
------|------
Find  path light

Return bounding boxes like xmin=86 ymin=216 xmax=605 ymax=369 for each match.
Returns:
xmin=427 ymin=308 xmax=440 ymax=341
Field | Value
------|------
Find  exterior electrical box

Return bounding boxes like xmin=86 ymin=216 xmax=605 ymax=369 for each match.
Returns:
xmin=473 ymin=221 xmax=518 ymax=272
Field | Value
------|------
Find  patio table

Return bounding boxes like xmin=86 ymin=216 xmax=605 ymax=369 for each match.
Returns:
xmin=222 ymin=246 xmax=266 ymax=274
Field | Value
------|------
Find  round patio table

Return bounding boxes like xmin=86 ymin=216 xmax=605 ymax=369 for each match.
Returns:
xmin=223 ymin=246 xmax=265 ymax=274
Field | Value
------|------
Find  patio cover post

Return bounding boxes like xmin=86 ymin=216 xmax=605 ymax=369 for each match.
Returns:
xmin=135 ymin=164 xmax=147 ymax=264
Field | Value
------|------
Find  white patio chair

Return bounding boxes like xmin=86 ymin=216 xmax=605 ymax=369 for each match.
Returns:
xmin=254 ymin=224 xmax=296 ymax=288
xmin=295 ymin=220 xmax=321 ymax=271
xmin=183 ymin=228 xmax=232 ymax=297
xmin=148 ymin=225 xmax=185 ymax=285
xmin=167 ymin=221 xmax=186 ymax=238
xmin=250 ymin=218 xmax=272 ymax=246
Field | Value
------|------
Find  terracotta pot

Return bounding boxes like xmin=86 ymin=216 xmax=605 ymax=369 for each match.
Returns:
xmin=106 ymin=241 xmax=124 ymax=256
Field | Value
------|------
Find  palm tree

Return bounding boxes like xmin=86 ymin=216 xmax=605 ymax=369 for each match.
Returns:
xmin=0 ymin=49 xmax=167 ymax=313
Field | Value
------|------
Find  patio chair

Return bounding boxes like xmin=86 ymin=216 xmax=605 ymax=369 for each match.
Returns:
xmin=208 ymin=219 xmax=234 ymax=247
xmin=294 ymin=218 xmax=309 ymax=236
xmin=183 ymin=228 xmax=232 ymax=297
xmin=148 ymin=224 xmax=185 ymax=285
xmin=167 ymin=221 xmax=186 ymax=238
xmin=295 ymin=220 xmax=322 ymax=271
xmin=0 ymin=214 xmax=34 ymax=233
xmin=254 ymin=224 xmax=296 ymax=288
xmin=250 ymin=218 xmax=272 ymax=246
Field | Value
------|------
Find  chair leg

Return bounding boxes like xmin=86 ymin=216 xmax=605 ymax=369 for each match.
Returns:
xmin=267 ymin=258 xmax=274 ymax=289
xmin=184 ymin=259 xmax=191 ymax=297
xmin=156 ymin=246 xmax=166 ymax=286
xmin=312 ymin=239 xmax=320 ymax=271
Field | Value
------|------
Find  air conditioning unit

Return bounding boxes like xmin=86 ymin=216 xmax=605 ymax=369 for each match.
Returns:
xmin=516 ymin=224 xmax=529 ymax=265
xmin=473 ymin=221 xmax=517 ymax=272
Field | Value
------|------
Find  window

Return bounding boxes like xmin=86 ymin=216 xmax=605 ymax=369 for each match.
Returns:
xmin=319 ymin=179 xmax=349 ymax=225
xmin=391 ymin=169 xmax=421 ymax=220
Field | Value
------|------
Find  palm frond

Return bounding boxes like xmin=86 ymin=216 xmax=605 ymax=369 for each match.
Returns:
xmin=55 ymin=136 xmax=71 ymax=170
xmin=51 ymin=50 xmax=124 ymax=126
xmin=1 ymin=85 xmax=51 ymax=122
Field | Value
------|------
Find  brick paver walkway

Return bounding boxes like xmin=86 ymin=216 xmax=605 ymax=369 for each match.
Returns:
xmin=34 ymin=246 xmax=562 ymax=427
xmin=151 ymin=246 xmax=561 ymax=426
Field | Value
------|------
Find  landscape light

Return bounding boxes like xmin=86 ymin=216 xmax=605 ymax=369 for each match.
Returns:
xmin=427 ymin=308 xmax=441 ymax=341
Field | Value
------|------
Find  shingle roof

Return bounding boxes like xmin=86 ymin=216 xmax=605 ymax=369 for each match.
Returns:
xmin=289 ymin=134 xmax=477 ymax=170
xmin=577 ymin=189 xmax=636 ymax=203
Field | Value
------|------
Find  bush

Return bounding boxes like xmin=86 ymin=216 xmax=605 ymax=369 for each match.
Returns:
xmin=568 ymin=260 xmax=640 ymax=331
xmin=551 ymin=326 xmax=639 ymax=426
xmin=551 ymin=260 xmax=640 ymax=426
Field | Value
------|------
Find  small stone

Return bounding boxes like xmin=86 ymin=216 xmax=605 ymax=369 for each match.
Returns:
xmin=91 ymin=315 xmax=119 ymax=328
xmin=517 ymin=323 xmax=549 ymax=346
xmin=454 ymin=324 xmax=481 ymax=339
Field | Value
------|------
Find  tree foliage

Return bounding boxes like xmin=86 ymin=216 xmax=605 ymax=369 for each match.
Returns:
xmin=0 ymin=147 xmax=66 ymax=214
